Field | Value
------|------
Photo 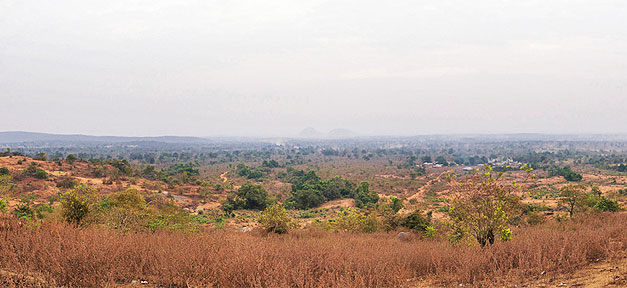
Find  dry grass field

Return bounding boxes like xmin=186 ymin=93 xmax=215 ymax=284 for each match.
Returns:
xmin=1 ymin=213 xmax=627 ymax=287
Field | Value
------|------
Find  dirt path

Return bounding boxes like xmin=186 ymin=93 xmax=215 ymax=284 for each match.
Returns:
xmin=523 ymin=255 xmax=627 ymax=287
xmin=407 ymin=172 xmax=445 ymax=201
xmin=220 ymin=171 xmax=229 ymax=183
xmin=404 ymin=255 xmax=627 ymax=287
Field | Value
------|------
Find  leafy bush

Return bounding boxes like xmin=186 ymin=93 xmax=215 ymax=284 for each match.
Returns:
xmin=146 ymin=202 xmax=198 ymax=232
xmin=389 ymin=196 xmax=404 ymax=213
xmin=237 ymin=183 xmax=269 ymax=210
xmin=526 ymin=211 xmax=544 ymax=225
xmin=34 ymin=152 xmax=48 ymax=161
xmin=35 ymin=204 xmax=54 ymax=219
xmin=0 ymin=167 xmax=9 ymax=176
xmin=60 ymin=185 xmax=98 ymax=226
xmin=354 ymin=182 xmax=378 ymax=208
xmin=56 ymin=176 xmax=78 ymax=189
xmin=289 ymin=188 xmax=325 ymax=209
xmin=595 ymin=197 xmax=620 ymax=212
xmin=548 ymin=166 xmax=582 ymax=182
xmin=401 ymin=210 xmax=431 ymax=232
xmin=222 ymin=183 xmax=269 ymax=212
xmin=424 ymin=225 xmax=436 ymax=238
xmin=98 ymin=189 xmax=151 ymax=231
xmin=328 ymin=209 xmax=380 ymax=233
xmin=236 ymin=163 xmax=265 ymax=180
xmin=14 ymin=203 xmax=34 ymax=219
xmin=258 ymin=204 xmax=292 ymax=234
xmin=66 ymin=154 xmax=77 ymax=164
xmin=24 ymin=164 xmax=48 ymax=179
xmin=0 ymin=199 xmax=6 ymax=213
xmin=447 ymin=165 xmax=532 ymax=247
xmin=284 ymin=170 xmax=356 ymax=209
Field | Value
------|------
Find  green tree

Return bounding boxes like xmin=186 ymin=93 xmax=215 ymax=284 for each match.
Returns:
xmin=389 ymin=196 xmax=404 ymax=213
xmin=447 ymin=165 xmax=532 ymax=247
xmin=354 ymin=182 xmax=379 ymax=208
xmin=591 ymin=185 xmax=602 ymax=198
xmin=238 ymin=183 xmax=268 ymax=210
xmin=230 ymin=183 xmax=268 ymax=210
xmin=66 ymin=154 xmax=77 ymax=164
xmin=290 ymin=187 xmax=325 ymax=209
xmin=559 ymin=184 xmax=587 ymax=217
xmin=34 ymin=152 xmax=48 ymax=161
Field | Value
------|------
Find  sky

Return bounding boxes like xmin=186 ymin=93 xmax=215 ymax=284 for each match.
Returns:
xmin=1 ymin=0 xmax=626 ymax=137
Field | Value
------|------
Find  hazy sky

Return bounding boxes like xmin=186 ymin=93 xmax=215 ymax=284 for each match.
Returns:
xmin=1 ymin=0 xmax=626 ymax=137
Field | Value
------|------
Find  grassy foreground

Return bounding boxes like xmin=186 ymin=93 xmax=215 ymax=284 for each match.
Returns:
xmin=1 ymin=213 xmax=626 ymax=287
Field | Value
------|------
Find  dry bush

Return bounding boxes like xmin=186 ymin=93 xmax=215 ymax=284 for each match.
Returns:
xmin=0 ymin=213 xmax=626 ymax=287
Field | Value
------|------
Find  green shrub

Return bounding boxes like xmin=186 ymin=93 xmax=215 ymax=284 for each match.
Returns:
xmin=289 ymin=188 xmax=325 ymax=209
xmin=66 ymin=154 xmax=77 ymax=164
xmin=14 ymin=203 xmax=34 ymax=219
xmin=595 ymin=197 xmax=620 ymax=212
xmin=0 ymin=167 xmax=9 ymax=176
xmin=0 ymin=199 xmax=7 ymax=213
xmin=424 ymin=225 xmax=436 ymax=238
xmin=56 ymin=176 xmax=78 ymax=189
xmin=258 ymin=204 xmax=292 ymax=234
xmin=401 ymin=210 xmax=431 ymax=232
xmin=526 ymin=211 xmax=544 ymax=225
xmin=354 ymin=182 xmax=378 ymax=209
xmin=389 ymin=196 xmax=404 ymax=213
xmin=35 ymin=204 xmax=54 ymax=219
xmin=222 ymin=183 xmax=269 ymax=212
xmin=60 ymin=185 xmax=98 ymax=226
xmin=24 ymin=164 xmax=48 ymax=179
xmin=328 ymin=209 xmax=380 ymax=233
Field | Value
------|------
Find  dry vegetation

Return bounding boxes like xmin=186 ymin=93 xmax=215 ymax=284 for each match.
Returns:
xmin=1 ymin=213 xmax=627 ymax=287
xmin=1 ymin=141 xmax=627 ymax=287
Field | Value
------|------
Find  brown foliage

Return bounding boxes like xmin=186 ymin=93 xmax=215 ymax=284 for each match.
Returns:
xmin=0 ymin=214 xmax=626 ymax=287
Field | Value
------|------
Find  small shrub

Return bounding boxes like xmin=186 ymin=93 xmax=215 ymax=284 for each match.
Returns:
xmin=595 ymin=197 xmax=620 ymax=212
xmin=24 ymin=164 xmax=48 ymax=179
xmin=56 ymin=176 xmax=78 ymax=189
xmin=35 ymin=204 xmax=54 ymax=219
xmin=0 ymin=199 xmax=7 ymax=213
xmin=328 ymin=209 xmax=381 ymax=233
xmin=424 ymin=225 xmax=436 ymax=238
xmin=14 ymin=203 xmax=34 ymax=219
xmin=354 ymin=182 xmax=379 ymax=209
xmin=401 ymin=210 xmax=431 ymax=232
xmin=258 ymin=204 xmax=292 ymax=234
xmin=66 ymin=154 xmax=77 ymax=164
xmin=0 ymin=167 xmax=9 ymax=176
xmin=526 ymin=211 xmax=544 ymax=225
xmin=60 ymin=185 xmax=98 ymax=226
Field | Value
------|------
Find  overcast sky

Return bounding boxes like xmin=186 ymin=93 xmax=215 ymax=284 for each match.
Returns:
xmin=1 ymin=0 xmax=626 ymax=137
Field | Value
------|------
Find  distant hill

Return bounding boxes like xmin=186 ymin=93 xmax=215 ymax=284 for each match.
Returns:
xmin=298 ymin=127 xmax=324 ymax=138
xmin=0 ymin=131 xmax=211 ymax=144
xmin=328 ymin=128 xmax=357 ymax=138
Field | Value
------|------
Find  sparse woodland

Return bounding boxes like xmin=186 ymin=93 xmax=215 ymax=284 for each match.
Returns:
xmin=1 ymin=139 xmax=627 ymax=287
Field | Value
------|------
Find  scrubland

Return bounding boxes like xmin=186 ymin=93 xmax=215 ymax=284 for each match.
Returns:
xmin=1 ymin=213 xmax=627 ymax=287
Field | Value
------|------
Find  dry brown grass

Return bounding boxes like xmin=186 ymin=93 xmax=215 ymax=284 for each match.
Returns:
xmin=1 ymin=213 xmax=626 ymax=287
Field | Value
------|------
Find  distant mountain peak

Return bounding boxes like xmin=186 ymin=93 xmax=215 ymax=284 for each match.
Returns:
xmin=299 ymin=127 xmax=323 ymax=138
